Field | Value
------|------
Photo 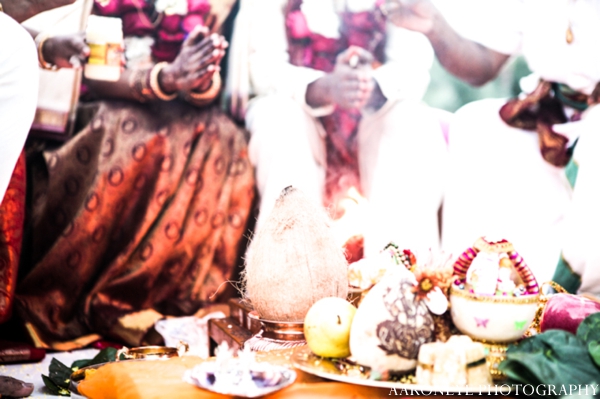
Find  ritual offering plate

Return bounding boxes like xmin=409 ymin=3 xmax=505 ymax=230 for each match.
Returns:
xmin=291 ymin=346 xmax=512 ymax=394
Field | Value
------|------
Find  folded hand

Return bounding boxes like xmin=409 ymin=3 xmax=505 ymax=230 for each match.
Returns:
xmin=159 ymin=26 xmax=228 ymax=95
xmin=329 ymin=46 xmax=374 ymax=110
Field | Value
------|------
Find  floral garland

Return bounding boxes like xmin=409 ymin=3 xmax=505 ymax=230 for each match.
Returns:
xmin=94 ymin=0 xmax=211 ymax=63
xmin=286 ymin=0 xmax=386 ymax=72
xmin=284 ymin=0 xmax=387 ymax=211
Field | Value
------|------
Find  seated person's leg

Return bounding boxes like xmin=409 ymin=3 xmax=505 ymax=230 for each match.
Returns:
xmin=0 ymin=14 xmax=38 ymax=203
xmin=246 ymin=95 xmax=325 ymax=227
xmin=358 ymin=100 xmax=447 ymax=256
xmin=442 ymin=98 xmax=571 ymax=284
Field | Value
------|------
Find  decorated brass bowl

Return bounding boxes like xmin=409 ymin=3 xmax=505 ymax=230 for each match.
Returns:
xmin=450 ymin=284 xmax=539 ymax=343
xmin=449 ymin=237 xmax=540 ymax=343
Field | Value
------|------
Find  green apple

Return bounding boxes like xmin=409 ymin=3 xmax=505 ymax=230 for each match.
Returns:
xmin=304 ymin=297 xmax=357 ymax=358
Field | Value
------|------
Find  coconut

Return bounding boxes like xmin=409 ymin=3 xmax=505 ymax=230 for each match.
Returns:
xmin=244 ymin=187 xmax=348 ymax=322
xmin=349 ymin=270 xmax=435 ymax=372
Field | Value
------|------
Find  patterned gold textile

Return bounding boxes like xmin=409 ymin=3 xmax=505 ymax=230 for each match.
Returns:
xmin=16 ymin=101 xmax=254 ymax=346
xmin=0 ymin=152 xmax=26 ymax=324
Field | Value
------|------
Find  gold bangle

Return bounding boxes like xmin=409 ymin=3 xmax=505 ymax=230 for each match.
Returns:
xmin=186 ymin=73 xmax=222 ymax=104
xmin=0 ymin=3 xmax=4 ymax=12
xmin=35 ymin=32 xmax=59 ymax=71
xmin=129 ymin=65 xmax=156 ymax=103
xmin=149 ymin=62 xmax=177 ymax=101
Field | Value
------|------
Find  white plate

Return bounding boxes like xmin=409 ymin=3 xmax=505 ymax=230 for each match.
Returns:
xmin=184 ymin=360 xmax=296 ymax=398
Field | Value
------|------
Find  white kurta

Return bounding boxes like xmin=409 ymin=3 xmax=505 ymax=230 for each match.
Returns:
xmin=0 ymin=13 xmax=39 ymax=203
xmin=241 ymin=0 xmax=447 ymax=257
xmin=441 ymin=0 xmax=600 ymax=293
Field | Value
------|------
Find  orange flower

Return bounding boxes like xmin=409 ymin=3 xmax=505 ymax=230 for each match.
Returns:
xmin=412 ymin=268 xmax=452 ymax=300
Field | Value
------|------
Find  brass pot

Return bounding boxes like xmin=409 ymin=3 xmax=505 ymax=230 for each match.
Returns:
xmin=249 ymin=311 xmax=305 ymax=341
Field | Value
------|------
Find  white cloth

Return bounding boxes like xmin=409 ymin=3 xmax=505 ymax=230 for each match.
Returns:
xmin=441 ymin=0 xmax=600 ymax=291
xmin=243 ymin=0 xmax=445 ymax=256
xmin=442 ymin=98 xmax=571 ymax=285
xmin=247 ymin=96 xmax=447 ymax=257
xmin=558 ymin=105 xmax=600 ymax=295
xmin=0 ymin=13 xmax=39 ymax=203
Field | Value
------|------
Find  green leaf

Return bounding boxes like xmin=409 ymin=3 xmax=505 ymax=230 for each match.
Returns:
xmin=499 ymin=330 xmax=600 ymax=397
xmin=42 ymin=374 xmax=63 ymax=396
xmin=68 ymin=348 xmax=118 ymax=372
xmin=89 ymin=347 xmax=118 ymax=366
xmin=49 ymin=358 xmax=72 ymax=389
xmin=43 ymin=348 xmax=119 ymax=397
xmin=589 ymin=341 xmax=600 ymax=368
xmin=70 ymin=358 xmax=93 ymax=371
xmin=577 ymin=312 xmax=600 ymax=346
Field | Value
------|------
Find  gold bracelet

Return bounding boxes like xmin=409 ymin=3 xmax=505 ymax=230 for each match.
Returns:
xmin=129 ymin=65 xmax=157 ymax=103
xmin=35 ymin=32 xmax=59 ymax=71
xmin=0 ymin=3 xmax=4 ymax=12
xmin=186 ymin=73 xmax=222 ymax=104
xmin=149 ymin=62 xmax=177 ymax=101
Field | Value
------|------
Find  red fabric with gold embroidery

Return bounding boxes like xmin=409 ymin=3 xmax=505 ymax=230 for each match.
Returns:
xmin=0 ymin=151 xmax=26 ymax=324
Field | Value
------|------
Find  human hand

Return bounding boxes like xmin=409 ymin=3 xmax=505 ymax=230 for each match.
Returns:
xmin=159 ymin=26 xmax=228 ymax=95
xmin=328 ymin=46 xmax=375 ymax=110
xmin=380 ymin=0 xmax=438 ymax=34
xmin=42 ymin=32 xmax=90 ymax=68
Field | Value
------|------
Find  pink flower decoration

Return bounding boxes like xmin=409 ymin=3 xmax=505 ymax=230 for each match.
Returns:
xmin=121 ymin=11 xmax=155 ymax=37
xmin=311 ymin=56 xmax=335 ymax=73
xmin=302 ymin=47 xmax=313 ymax=68
xmin=93 ymin=0 xmax=122 ymax=16
xmin=286 ymin=11 xmax=311 ymax=39
xmin=121 ymin=0 xmax=150 ymax=12
xmin=181 ymin=14 xmax=205 ymax=33
xmin=342 ymin=11 xmax=375 ymax=30
xmin=157 ymin=29 xmax=186 ymax=43
xmin=347 ymin=30 xmax=371 ymax=49
xmin=187 ymin=0 xmax=210 ymax=14
xmin=309 ymin=33 xmax=340 ymax=53
xmin=152 ymin=41 xmax=181 ymax=63
xmin=161 ymin=14 xmax=183 ymax=33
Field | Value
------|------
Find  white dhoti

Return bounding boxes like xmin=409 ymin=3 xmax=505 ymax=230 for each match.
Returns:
xmin=0 ymin=14 xmax=39 ymax=203
xmin=442 ymin=98 xmax=572 ymax=285
xmin=247 ymin=95 xmax=447 ymax=257
xmin=554 ymin=105 xmax=600 ymax=295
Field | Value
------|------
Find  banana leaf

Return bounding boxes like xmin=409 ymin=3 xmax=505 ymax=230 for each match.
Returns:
xmin=42 ymin=347 xmax=118 ymax=396
xmin=499 ymin=313 xmax=600 ymax=398
xmin=577 ymin=313 xmax=600 ymax=368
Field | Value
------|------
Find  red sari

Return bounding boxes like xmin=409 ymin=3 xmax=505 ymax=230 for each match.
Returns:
xmin=15 ymin=1 xmax=254 ymax=347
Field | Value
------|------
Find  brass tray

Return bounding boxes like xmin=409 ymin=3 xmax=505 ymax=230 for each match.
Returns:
xmin=291 ymin=346 xmax=513 ymax=394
